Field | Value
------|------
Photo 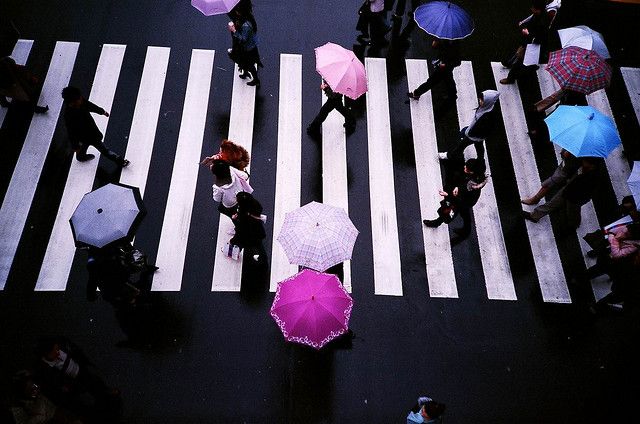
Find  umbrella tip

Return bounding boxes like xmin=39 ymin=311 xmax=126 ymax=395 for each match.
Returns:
xmin=97 ymin=208 xmax=103 ymax=214
xmin=312 ymin=295 xmax=315 ymax=300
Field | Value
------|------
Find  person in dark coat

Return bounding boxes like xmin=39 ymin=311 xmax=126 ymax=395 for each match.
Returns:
xmin=500 ymin=0 xmax=550 ymax=84
xmin=228 ymin=7 xmax=261 ymax=87
xmin=407 ymin=38 xmax=461 ymax=100
xmin=438 ymin=90 xmax=500 ymax=161
xmin=230 ymin=192 xmax=266 ymax=261
xmin=423 ymin=158 xmax=488 ymax=239
xmin=523 ymin=157 xmax=601 ymax=228
xmin=61 ymin=86 xmax=129 ymax=166
xmin=307 ymin=79 xmax=356 ymax=135
xmin=86 ymin=245 xmax=139 ymax=306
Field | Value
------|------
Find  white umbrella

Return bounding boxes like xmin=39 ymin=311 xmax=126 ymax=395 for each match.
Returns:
xmin=558 ymin=25 xmax=610 ymax=59
xmin=628 ymin=161 xmax=640 ymax=210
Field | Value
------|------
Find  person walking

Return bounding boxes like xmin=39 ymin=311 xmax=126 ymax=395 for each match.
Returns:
xmin=438 ymin=90 xmax=501 ymax=161
xmin=356 ymin=0 xmax=391 ymax=47
xmin=307 ymin=79 xmax=356 ymax=136
xmin=406 ymin=395 xmax=446 ymax=423
xmin=201 ymin=139 xmax=250 ymax=172
xmin=423 ymin=158 xmax=488 ymax=240
xmin=500 ymin=0 xmax=551 ymax=85
xmin=0 ymin=54 xmax=48 ymax=113
xmin=407 ymin=38 xmax=461 ymax=100
xmin=210 ymin=159 xmax=253 ymax=218
xmin=521 ymin=148 xmax=579 ymax=205
xmin=522 ymin=157 xmax=601 ymax=228
xmin=61 ymin=86 xmax=129 ymax=167
xmin=229 ymin=192 xmax=266 ymax=262
xmin=227 ymin=6 xmax=261 ymax=87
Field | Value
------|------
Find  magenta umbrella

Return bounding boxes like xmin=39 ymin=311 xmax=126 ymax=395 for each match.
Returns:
xmin=270 ymin=269 xmax=354 ymax=349
xmin=315 ymin=42 xmax=367 ymax=100
xmin=191 ymin=0 xmax=240 ymax=16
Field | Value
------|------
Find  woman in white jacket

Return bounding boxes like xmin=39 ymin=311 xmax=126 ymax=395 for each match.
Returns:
xmin=210 ymin=159 xmax=253 ymax=217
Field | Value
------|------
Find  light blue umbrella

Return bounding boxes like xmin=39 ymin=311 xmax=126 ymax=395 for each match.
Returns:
xmin=414 ymin=1 xmax=475 ymax=40
xmin=544 ymin=105 xmax=621 ymax=158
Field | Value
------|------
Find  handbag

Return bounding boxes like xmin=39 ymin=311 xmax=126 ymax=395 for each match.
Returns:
xmin=437 ymin=199 xmax=457 ymax=224
xmin=583 ymin=229 xmax=608 ymax=251
xmin=223 ymin=242 xmax=241 ymax=260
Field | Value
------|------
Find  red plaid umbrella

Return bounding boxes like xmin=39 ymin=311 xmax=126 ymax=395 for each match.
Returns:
xmin=545 ymin=46 xmax=611 ymax=94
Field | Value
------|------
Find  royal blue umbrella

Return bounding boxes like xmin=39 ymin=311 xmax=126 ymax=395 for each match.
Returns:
xmin=414 ymin=1 xmax=475 ymax=40
xmin=544 ymin=105 xmax=621 ymax=158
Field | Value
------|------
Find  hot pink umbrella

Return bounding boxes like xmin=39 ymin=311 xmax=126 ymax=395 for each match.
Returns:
xmin=315 ymin=42 xmax=367 ymax=100
xmin=270 ymin=269 xmax=353 ymax=349
xmin=191 ymin=0 xmax=240 ymax=16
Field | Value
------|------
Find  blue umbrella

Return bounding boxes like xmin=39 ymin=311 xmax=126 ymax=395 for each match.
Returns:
xmin=544 ymin=105 xmax=621 ymax=158
xmin=414 ymin=1 xmax=475 ymax=40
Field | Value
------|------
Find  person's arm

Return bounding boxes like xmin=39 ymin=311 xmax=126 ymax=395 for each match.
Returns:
xmin=232 ymin=22 xmax=251 ymax=44
xmin=86 ymin=100 xmax=108 ymax=116
xmin=212 ymin=186 xmax=223 ymax=202
xmin=609 ymin=227 xmax=639 ymax=259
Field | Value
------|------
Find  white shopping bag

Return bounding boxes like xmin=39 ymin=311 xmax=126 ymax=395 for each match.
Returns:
xmin=523 ymin=43 xmax=541 ymax=66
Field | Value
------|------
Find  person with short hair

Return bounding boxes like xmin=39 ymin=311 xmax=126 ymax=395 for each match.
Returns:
xmin=423 ymin=158 xmax=488 ymax=241
xmin=61 ymin=86 xmax=129 ymax=167
xmin=407 ymin=395 xmax=446 ymax=423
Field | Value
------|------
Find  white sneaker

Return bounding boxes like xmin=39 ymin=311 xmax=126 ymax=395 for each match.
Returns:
xmin=437 ymin=152 xmax=448 ymax=160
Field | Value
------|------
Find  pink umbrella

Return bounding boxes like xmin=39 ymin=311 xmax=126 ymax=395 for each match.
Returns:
xmin=270 ymin=269 xmax=354 ymax=349
xmin=191 ymin=0 xmax=240 ymax=16
xmin=315 ymin=42 xmax=367 ymax=100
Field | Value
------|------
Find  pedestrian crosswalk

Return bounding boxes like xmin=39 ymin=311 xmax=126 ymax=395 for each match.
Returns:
xmin=1 ymin=40 xmax=638 ymax=304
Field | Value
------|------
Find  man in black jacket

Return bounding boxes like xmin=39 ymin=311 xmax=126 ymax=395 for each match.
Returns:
xmin=523 ymin=157 xmax=601 ymax=228
xmin=62 ymin=86 xmax=129 ymax=166
xmin=307 ymin=79 xmax=356 ymax=135
xmin=408 ymin=38 xmax=461 ymax=100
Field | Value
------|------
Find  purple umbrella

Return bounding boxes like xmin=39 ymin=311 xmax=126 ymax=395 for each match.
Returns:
xmin=270 ymin=269 xmax=353 ymax=349
xmin=191 ymin=0 xmax=240 ymax=16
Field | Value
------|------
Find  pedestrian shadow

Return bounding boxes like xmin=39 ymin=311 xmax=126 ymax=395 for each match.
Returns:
xmin=112 ymin=291 xmax=188 ymax=351
xmin=287 ymin=345 xmax=335 ymax=423
xmin=239 ymin=243 xmax=270 ymax=306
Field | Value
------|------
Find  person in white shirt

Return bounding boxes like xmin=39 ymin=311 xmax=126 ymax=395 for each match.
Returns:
xmin=210 ymin=159 xmax=253 ymax=217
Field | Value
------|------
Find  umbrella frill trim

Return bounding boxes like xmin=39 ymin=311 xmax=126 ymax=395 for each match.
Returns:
xmin=270 ymin=269 xmax=354 ymax=349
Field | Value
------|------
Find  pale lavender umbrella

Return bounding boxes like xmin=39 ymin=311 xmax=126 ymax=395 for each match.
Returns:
xmin=270 ymin=269 xmax=353 ymax=349
xmin=191 ymin=0 xmax=240 ymax=16
xmin=277 ymin=201 xmax=358 ymax=272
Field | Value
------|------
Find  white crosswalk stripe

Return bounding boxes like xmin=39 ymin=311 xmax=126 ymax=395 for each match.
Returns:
xmin=36 ymin=44 xmax=126 ymax=291
xmin=152 ymin=49 xmax=215 ymax=291
xmin=406 ymin=59 xmax=457 ymax=298
xmin=454 ymin=62 xmax=516 ymax=300
xmin=2 ymin=42 xmax=638 ymax=305
xmin=366 ymin=58 xmax=403 ymax=296
xmin=0 ymin=41 xmax=79 ymax=289
xmin=0 ymin=39 xmax=33 ymax=126
xmin=492 ymin=62 xmax=571 ymax=303
xmin=269 ymin=54 xmax=302 ymax=292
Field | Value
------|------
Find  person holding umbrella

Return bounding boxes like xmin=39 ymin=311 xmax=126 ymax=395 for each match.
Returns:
xmin=61 ymin=86 xmax=129 ymax=166
xmin=307 ymin=79 xmax=356 ymax=136
xmin=407 ymin=38 xmax=461 ymax=101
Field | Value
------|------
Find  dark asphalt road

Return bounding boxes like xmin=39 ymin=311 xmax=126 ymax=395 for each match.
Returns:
xmin=1 ymin=0 xmax=640 ymax=422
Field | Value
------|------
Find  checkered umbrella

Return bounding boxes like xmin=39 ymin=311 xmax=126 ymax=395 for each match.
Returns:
xmin=277 ymin=201 xmax=358 ymax=272
xmin=546 ymin=46 xmax=611 ymax=94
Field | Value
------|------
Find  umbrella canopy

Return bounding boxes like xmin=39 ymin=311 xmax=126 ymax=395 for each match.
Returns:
xmin=270 ymin=269 xmax=353 ymax=349
xmin=414 ymin=1 xmax=475 ymax=40
xmin=546 ymin=46 xmax=612 ymax=94
xmin=191 ymin=0 xmax=240 ymax=16
xmin=628 ymin=161 xmax=640 ymax=210
xmin=277 ymin=201 xmax=359 ymax=272
xmin=70 ymin=183 xmax=146 ymax=248
xmin=544 ymin=105 xmax=621 ymax=158
xmin=558 ymin=25 xmax=610 ymax=60
xmin=315 ymin=42 xmax=367 ymax=100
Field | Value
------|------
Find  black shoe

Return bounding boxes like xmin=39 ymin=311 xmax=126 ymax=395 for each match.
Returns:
xmin=239 ymin=72 xmax=249 ymax=79
xmin=522 ymin=210 xmax=539 ymax=223
xmin=34 ymin=105 xmax=49 ymax=114
xmin=247 ymin=79 xmax=260 ymax=87
xmin=307 ymin=125 xmax=320 ymax=136
xmin=77 ymin=154 xmax=95 ymax=162
xmin=423 ymin=219 xmax=440 ymax=228
xmin=120 ymin=159 xmax=130 ymax=167
xmin=407 ymin=91 xmax=420 ymax=101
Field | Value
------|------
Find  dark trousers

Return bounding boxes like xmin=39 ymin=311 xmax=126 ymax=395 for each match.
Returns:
xmin=369 ymin=12 xmax=390 ymax=45
xmin=309 ymin=98 xmax=355 ymax=130
xmin=76 ymin=140 xmax=124 ymax=166
xmin=413 ymin=65 xmax=457 ymax=97
xmin=447 ymin=127 xmax=485 ymax=160
xmin=429 ymin=207 xmax=472 ymax=235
